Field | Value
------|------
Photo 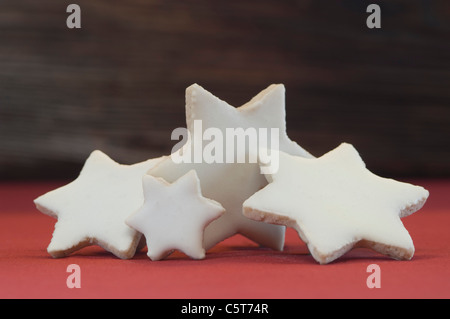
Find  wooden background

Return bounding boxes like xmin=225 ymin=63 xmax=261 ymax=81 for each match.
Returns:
xmin=0 ymin=0 xmax=449 ymax=180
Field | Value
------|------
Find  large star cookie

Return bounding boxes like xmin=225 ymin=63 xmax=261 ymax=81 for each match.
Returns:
xmin=126 ymin=170 xmax=225 ymax=260
xmin=148 ymin=83 xmax=313 ymax=251
xmin=243 ymin=143 xmax=429 ymax=264
xmin=34 ymin=150 xmax=164 ymax=259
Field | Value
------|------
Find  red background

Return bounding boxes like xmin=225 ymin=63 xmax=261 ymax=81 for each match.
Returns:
xmin=0 ymin=179 xmax=449 ymax=299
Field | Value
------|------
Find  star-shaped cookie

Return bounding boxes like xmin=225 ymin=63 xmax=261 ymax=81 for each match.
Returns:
xmin=243 ymin=143 xmax=429 ymax=264
xmin=148 ymin=83 xmax=313 ymax=251
xmin=34 ymin=150 xmax=164 ymax=259
xmin=126 ymin=170 xmax=225 ymax=260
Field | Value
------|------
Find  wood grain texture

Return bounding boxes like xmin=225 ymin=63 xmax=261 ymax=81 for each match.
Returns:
xmin=0 ymin=0 xmax=449 ymax=180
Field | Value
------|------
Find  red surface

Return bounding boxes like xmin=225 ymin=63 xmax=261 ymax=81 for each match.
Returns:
xmin=0 ymin=180 xmax=449 ymax=299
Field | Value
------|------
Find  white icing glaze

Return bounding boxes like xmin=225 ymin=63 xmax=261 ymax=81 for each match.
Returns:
xmin=126 ymin=170 xmax=225 ymax=260
xmin=34 ymin=150 xmax=164 ymax=259
xmin=148 ymin=83 xmax=313 ymax=250
xmin=243 ymin=143 xmax=429 ymax=264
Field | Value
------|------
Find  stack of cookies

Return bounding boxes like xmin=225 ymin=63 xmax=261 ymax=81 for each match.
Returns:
xmin=34 ymin=84 xmax=429 ymax=264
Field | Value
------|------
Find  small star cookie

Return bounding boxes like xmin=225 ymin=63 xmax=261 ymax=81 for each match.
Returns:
xmin=126 ymin=170 xmax=225 ymax=260
xmin=149 ymin=83 xmax=313 ymax=251
xmin=243 ymin=143 xmax=429 ymax=264
xmin=34 ymin=150 xmax=164 ymax=259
